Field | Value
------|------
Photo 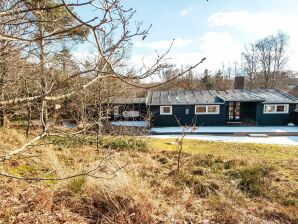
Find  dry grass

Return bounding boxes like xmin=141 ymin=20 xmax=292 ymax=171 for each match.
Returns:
xmin=0 ymin=129 xmax=297 ymax=223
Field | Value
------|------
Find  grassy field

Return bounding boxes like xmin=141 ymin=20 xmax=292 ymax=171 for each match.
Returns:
xmin=0 ymin=128 xmax=297 ymax=223
xmin=150 ymin=138 xmax=298 ymax=160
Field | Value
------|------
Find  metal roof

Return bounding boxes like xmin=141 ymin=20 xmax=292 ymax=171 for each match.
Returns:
xmin=104 ymin=97 xmax=146 ymax=104
xmin=248 ymin=89 xmax=298 ymax=104
xmin=146 ymin=90 xmax=224 ymax=105
xmin=146 ymin=89 xmax=298 ymax=105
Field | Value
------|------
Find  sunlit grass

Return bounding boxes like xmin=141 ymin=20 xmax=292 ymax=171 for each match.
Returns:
xmin=149 ymin=138 xmax=298 ymax=161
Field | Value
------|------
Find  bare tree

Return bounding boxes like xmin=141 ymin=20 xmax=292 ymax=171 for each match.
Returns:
xmin=242 ymin=31 xmax=289 ymax=88
xmin=0 ymin=0 xmax=205 ymax=180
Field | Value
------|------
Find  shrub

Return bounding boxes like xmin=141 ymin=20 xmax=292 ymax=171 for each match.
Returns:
xmin=224 ymin=160 xmax=238 ymax=169
xmin=192 ymin=167 xmax=205 ymax=176
xmin=157 ymin=156 xmax=169 ymax=165
xmin=194 ymin=182 xmax=210 ymax=197
xmin=103 ymin=137 xmax=148 ymax=152
xmin=282 ymin=197 xmax=297 ymax=207
xmin=47 ymin=136 xmax=95 ymax=148
xmin=193 ymin=154 xmax=216 ymax=167
xmin=177 ymin=170 xmax=218 ymax=197
xmin=67 ymin=176 xmax=86 ymax=194
xmin=237 ymin=165 xmax=272 ymax=196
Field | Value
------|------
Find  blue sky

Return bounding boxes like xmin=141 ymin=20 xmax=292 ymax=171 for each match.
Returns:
xmin=75 ymin=0 xmax=298 ymax=73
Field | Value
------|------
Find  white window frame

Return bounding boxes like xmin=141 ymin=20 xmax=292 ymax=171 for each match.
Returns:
xmin=195 ymin=105 xmax=220 ymax=115
xmin=263 ymin=104 xmax=289 ymax=114
xmin=160 ymin=106 xmax=172 ymax=115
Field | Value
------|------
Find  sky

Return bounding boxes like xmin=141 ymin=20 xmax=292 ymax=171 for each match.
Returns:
xmin=75 ymin=0 xmax=298 ymax=74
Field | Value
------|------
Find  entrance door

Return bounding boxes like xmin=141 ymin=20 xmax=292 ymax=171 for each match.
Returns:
xmin=228 ymin=102 xmax=240 ymax=121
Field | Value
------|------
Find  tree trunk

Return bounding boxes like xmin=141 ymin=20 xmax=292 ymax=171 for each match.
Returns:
xmin=38 ymin=24 xmax=48 ymax=132
xmin=0 ymin=58 xmax=6 ymax=127
xmin=26 ymin=103 xmax=32 ymax=138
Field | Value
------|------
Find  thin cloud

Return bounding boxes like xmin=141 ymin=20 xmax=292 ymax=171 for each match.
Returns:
xmin=180 ymin=9 xmax=189 ymax=16
xmin=208 ymin=11 xmax=298 ymax=70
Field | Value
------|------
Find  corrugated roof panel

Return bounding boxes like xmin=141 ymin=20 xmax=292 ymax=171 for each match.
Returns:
xmin=169 ymin=91 xmax=177 ymax=104
xmin=160 ymin=91 xmax=168 ymax=104
xmin=145 ymin=89 xmax=297 ymax=105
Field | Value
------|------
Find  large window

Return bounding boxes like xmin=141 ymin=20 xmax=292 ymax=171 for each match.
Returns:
xmin=160 ymin=106 xmax=172 ymax=115
xmin=195 ymin=105 xmax=219 ymax=115
xmin=263 ymin=104 xmax=289 ymax=114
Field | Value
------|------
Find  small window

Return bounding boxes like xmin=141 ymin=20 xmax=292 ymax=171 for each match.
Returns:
xmin=195 ymin=105 xmax=219 ymax=114
xmin=264 ymin=104 xmax=289 ymax=114
xmin=185 ymin=108 xmax=189 ymax=115
xmin=113 ymin=106 xmax=119 ymax=116
xmin=264 ymin=105 xmax=275 ymax=113
xmin=208 ymin=105 xmax=218 ymax=113
xmin=276 ymin=105 xmax=285 ymax=112
xmin=196 ymin=106 xmax=207 ymax=113
xmin=160 ymin=106 xmax=172 ymax=115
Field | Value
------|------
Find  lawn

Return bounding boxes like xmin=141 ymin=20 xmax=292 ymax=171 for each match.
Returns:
xmin=149 ymin=138 xmax=298 ymax=161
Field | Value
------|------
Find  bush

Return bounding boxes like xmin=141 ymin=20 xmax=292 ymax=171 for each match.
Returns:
xmin=237 ymin=165 xmax=272 ymax=196
xmin=194 ymin=182 xmax=210 ymax=197
xmin=192 ymin=167 xmax=205 ymax=176
xmin=177 ymin=170 xmax=218 ymax=197
xmin=282 ymin=197 xmax=297 ymax=207
xmin=47 ymin=136 xmax=95 ymax=148
xmin=103 ymin=137 xmax=148 ymax=152
xmin=67 ymin=176 xmax=86 ymax=194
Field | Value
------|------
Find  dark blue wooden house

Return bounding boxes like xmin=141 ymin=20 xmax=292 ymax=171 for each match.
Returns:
xmin=146 ymin=89 xmax=298 ymax=127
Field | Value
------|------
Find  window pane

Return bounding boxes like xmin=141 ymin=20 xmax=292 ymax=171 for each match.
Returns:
xmin=185 ymin=108 xmax=189 ymax=115
xmin=265 ymin=105 xmax=275 ymax=112
xmin=196 ymin=106 xmax=206 ymax=113
xmin=276 ymin=105 xmax=285 ymax=112
xmin=163 ymin=107 xmax=171 ymax=113
xmin=208 ymin=106 xmax=218 ymax=113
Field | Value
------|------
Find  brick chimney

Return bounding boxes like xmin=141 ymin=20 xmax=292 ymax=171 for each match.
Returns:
xmin=234 ymin=76 xmax=244 ymax=89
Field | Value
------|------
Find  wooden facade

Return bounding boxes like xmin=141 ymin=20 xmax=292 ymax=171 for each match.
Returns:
xmin=146 ymin=89 xmax=298 ymax=127
xmin=108 ymin=89 xmax=298 ymax=127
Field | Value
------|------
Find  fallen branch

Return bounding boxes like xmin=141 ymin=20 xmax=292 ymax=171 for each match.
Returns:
xmin=0 ymin=152 xmax=129 ymax=181
xmin=0 ymin=128 xmax=48 ymax=162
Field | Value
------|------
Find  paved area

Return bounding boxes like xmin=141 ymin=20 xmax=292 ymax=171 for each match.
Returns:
xmin=150 ymin=135 xmax=298 ymax=146
xmin=111 ymin=121 xmax=149 ymax=127
xmin=150 ymin=126 xmax=298 ymax=134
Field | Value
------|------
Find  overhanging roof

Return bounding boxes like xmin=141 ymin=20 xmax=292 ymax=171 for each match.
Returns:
xmin=146 ymin=89 xmax=298 ymax=105
xmin=146 ymin=90 xmax=224 ymax=105
xmin=103 ymin=97 xmax=146 ymax=104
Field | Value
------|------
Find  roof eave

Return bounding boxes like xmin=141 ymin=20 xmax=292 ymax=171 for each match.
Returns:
xmin=147 ymin=102 xmax=226 ymax=106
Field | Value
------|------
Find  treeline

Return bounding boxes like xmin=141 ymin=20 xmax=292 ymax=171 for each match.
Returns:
xmin=151 ymin=32 xmax=296 ymax=92
xmin=1 ymin=0 xmax=194 ymax=129
xmin=0 ymin=1 xmax=297 ymax=131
